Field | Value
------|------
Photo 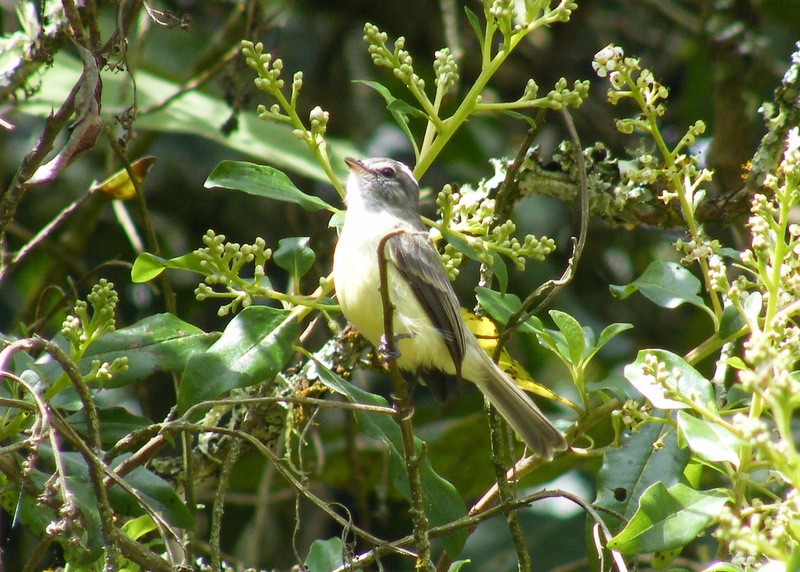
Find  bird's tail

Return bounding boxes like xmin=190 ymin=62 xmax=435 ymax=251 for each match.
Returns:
xmin=471 ymin=349 xmax=567 ymax=460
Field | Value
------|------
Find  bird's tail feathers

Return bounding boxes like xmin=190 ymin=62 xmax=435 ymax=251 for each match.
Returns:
xmin=472 ymin=351 xmax=567 ymax=460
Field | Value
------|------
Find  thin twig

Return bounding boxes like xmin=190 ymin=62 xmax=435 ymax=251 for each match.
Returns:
xmin=377 ymin=229 xmax=435 ymax=571
xmin=487 ymin=404 xmax=531 ymax=572
xmin=105 ymin=131 xmax=177 ymax=315
xmin=168 ymin=422 xmax=404 ymax=554
xmin=335 ymin=488 xmax=626 ymax=572
xmin=495 ymin=108 xmax=589 ymax=356
xmin=210 ymin=436 xmax=242 ymax=571
xmin=36 ymin=338 xmax=119 ymax=570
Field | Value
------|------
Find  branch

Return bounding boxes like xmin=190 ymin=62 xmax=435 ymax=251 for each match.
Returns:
xmin=376 ymin=229 xmax=435 ymax=571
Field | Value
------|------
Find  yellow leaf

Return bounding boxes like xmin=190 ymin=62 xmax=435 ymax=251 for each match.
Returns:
xmin=460 ymin=308 xmax=571 ymax=406
xmin=91 ymin=156 xmax=156 ymax=199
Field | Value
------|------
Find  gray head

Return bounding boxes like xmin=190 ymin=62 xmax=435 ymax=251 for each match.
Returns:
xmin=344 ymin=157 xmax=420 ymax=218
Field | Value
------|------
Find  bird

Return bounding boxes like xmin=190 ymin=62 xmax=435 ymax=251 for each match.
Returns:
xmin=333 ymin=156 xmax=567 ymax=460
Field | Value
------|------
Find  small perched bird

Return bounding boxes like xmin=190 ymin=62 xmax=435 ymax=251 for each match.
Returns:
xmin=333 ymin=157 xmax=567 ymax=460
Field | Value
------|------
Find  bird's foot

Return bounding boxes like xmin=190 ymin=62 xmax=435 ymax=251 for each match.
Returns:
xmin=378 ymin=332 xmax=413 ymax=364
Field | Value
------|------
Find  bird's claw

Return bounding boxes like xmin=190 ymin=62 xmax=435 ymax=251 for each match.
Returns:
xmin=378 ymin=333 xmax=412 ymax=364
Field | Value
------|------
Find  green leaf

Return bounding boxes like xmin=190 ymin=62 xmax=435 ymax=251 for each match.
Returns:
xmin=464 ymin=6 xmax=484 ymax=45
xmin=489 ymin=251 xmax=509 ymax=294
xmin=585 ymin=375 xmax=638 ymax=401
xmin=719 ymin=304 xmax=745 ymax=340
xmin=610 ymin=261 xmax=712 ymax=317
xmin=677 ymin=411 xmax=743 ymax=466
xmin=441 ymin=230 xmax=509 ymax=293
xmin=38 ymin=448 xmax=193 ymax=530
xmin=305 ymin=537 xmax=344 ymax=572
xmin=121 ymin=515 xmax=159 ymax=542
xmin=549 ymin=310 xmax=586 ymax=365
xmin=65 ymin=474 xmax=104 ymax=564
xmin=607 ymin=482 xmax=729 ymax=553
xmin=589 ymin=322 xmax=633 ymax=360
xmin=386 ymin=97 xmax=428 ymax=118
xmin=273 ymin=236 xmax=316 ymax=281
xmin=20 ymin=53 xmax=358 ymax=182
xmin=448 ymin=560 xmax=472 ymax=572
xmin=624 ymin=349 xmax=715 ymax=410
xmin=474 ymin=287 xmax=543 ymax=336
xmin=594 ymin=417 xmax=690 ymax=532
xmin=79 ymin=313 xmax=217 ymax=389
xmin=178 ymin=306 xmax=296 ymax=413
xmin=109 ymin=456 xmax=194 ymax=529
xmin=205 ymin=160 xmax=335 ymax=212
xmin=355 ymin=80 xmax=421 ymax=156
xmin=131 ymin=251 xmax=206 ymax=283
xmin=71 ymin=317 xmax=204 ymax=391
xmin=314 ymin=361 xmax=467 ymax=558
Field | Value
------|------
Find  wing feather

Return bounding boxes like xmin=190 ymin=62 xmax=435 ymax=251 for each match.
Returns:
xmin=386 ymin=231 xmax=467 ymax=378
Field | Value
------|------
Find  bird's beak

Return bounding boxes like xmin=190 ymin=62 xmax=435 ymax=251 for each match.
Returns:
xmin=344 ymin=157 xmax=367 ymax=174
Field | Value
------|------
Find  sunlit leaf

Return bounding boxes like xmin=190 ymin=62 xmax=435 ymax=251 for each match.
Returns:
xmin=178 ymin=306 xmax=296 ymax=413
xmin=677 ymin=411 xmax=743 ymax=466
xmin=607 ymin=482 xmax=729 ymax=553
xmin=624 ymin=349 xmax=714 ymax=410
xmin=131 ymin=251 xmax=206 ymax=283
xmin=610 ymin=261 xmax=712 ymax=319
xmin=205 ymin=161 xmax=335 ymax=212
xmin=305 ymin=537 xmax=344 ymax=572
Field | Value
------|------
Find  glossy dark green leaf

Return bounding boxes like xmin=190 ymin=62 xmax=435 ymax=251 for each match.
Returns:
xmin=80 ymin=313 xmax=217 ymax=389
xmin=205 ymin=160 xmax=335 ymax=212
xmin=178 ymin=306 xmax=296 ymax=413
xmin=315 ymin=361 xmax=467 ymax=557
xmin=273 ymin=236 xmax=316 ymax=281
xmin=37 ymin=448 xmax=193 ymax=530
xmin=109 ymin=456 xmax=194 ymax=529
xmin=131 ymin=251 xmax=206 ymax=283
xmin=594 ymin=417 xmax=690 ymax=533
xmin=610 ymin=261 xmax=712 ymax=317
xmin=305 ymin=537 xmax=344 ymax=572
xmin=607 ymin=482 xmax=729 ymax=553
xmin=624 ymin=349 xmax=714 ymax=411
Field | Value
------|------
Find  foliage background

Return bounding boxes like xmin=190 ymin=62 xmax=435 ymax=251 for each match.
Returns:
xmin=1 ymin=0 xmax=799 ymax=571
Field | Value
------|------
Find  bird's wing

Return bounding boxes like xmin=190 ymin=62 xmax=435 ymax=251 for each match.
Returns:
xmin=386 ymin=230 xmax=467 ymax=377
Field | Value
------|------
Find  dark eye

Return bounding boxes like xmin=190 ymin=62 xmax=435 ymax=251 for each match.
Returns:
xmin=377 ymin=166 xmax=396 ymax=178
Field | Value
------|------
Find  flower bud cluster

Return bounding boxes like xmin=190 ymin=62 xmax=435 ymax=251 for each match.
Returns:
xmin=542 ymin=77 xmax=590 ymax=110
xmin=436 ymin=171 xmax=555 ymax=273
xmin=242 ymin=41 xmax=285 ymax=93
xmin=62 ymin=279 xmax=119 ymax=351
xmin=433 ymin=47 xmax=459 ymax=95
xmin=364 ymin=23 xmax=425 ymax=92
xmin=194 ymin=230 xmax=272 ymax=316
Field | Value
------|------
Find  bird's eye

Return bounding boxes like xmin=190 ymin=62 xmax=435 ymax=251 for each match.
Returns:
xmin=377 ymin=166 xmax=396 ymax=178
